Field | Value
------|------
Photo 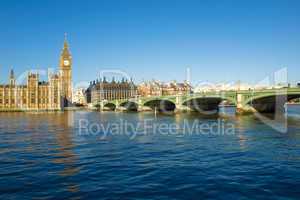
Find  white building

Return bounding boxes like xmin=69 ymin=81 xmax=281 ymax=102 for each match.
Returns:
xmin=73 ymin=87 xmax=86 ymax=105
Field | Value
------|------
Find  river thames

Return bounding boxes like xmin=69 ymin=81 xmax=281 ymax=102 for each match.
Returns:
xmin=1 ymin=106 xmax=300 ymax=199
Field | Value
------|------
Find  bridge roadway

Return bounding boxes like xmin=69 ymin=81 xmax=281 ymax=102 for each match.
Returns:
xmin=94 ymin=88 xmax=300 ymax=114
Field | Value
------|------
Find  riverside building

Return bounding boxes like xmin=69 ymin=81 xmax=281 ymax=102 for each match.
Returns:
xmin=138 ymin=80 xmax=192 ymax=97
xmin=0 ymin=36 xmax=72 ymax=111
xmin=86 ymin=78 xmax=138 ymax=104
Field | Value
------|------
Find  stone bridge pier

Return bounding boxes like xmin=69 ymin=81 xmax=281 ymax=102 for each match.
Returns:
xmin=174 ymin=95 xmax=191 ymax=112
xmin=236 ymin=93 xmax=256 ymax=114
xmin=174 ymin=95 xmax=182 ymax=113
xmin=137 ymin=99 xmax=146 ymax=112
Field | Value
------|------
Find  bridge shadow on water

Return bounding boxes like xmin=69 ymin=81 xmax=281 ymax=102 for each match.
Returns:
xmin=183 ymin=97 xmax=222 ymax=114
xmin=144 ymin=99 xmax=176 ymax=112
xmin=119 ymin=101 xmax=139 ymax=112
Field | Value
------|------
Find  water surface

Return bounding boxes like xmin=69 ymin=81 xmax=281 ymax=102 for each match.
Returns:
xmin=0 ymin=107 xmax=300 ymax=199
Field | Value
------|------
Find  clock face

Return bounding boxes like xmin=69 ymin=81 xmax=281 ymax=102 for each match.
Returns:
xmin=64 ymin=60 xmax=70 ymax=66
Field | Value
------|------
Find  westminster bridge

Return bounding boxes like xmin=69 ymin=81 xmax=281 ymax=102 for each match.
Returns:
xmin=94 ymin=87 xmax=300 ymax=114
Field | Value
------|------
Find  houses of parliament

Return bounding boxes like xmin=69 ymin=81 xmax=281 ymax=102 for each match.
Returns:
xmin=0 ymin=36 xmax=72 ymax=111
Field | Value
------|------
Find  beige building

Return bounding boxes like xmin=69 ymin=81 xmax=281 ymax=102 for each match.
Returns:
xmin=73 ymin=87 xmax=86 ymax=105
xmin=86 ymin=78 xmax=138 ymax=104
xmin=138 ymin=80 xmax=192 ymax=97
xmin=0 ymin=36 xmax=72 ymax=111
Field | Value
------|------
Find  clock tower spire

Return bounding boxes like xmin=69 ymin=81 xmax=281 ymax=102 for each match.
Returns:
xmin=60 ymin=33 xmax=72 ymax=106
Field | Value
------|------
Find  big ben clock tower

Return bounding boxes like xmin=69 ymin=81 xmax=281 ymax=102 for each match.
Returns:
xmin=60 ymin=34 xmax=72 ymax=107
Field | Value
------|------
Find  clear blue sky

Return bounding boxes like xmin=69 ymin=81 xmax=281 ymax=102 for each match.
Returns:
xmin=0 ymin=0 xmax=299 ymax=85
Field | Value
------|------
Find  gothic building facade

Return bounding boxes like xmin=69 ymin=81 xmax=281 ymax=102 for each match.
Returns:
xmin=0 ymin=36 xmax=72 ymax=111
xmin=85 ymin=78 xmax=138 ymax=104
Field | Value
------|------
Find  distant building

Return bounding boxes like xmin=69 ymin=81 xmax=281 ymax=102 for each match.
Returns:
xmin=138 ymin=80 xmax=191 ymax=97
xmin=0 ymin=70 xmax=61 ymax=111
xmin=85 ymin=78 xmax=138 ymax=104
xmin=73 ymin=87 xmax=86 ymax=105
xmin=161 ymin=81 xmax=192 ymax=96
xmin=194 ymin=81 xmax=254 ymax=93
xmin=0 ymin=36 xmax=72 ymax=111
xmin=138 ymin=81 xmax=162 ymax=97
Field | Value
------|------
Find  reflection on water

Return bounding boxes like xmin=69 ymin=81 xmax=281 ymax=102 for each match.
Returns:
xmin=0 ymin=106 xmax=300 ymax=199
xmin=0 ymin=112 xmax=81 ymax=199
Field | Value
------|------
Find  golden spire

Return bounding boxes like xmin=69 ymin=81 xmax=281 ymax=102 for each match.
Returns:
xmin=61 ymin=33 xmax=71 ymax=58
xmin=64 ymin=33 xmax=69 ymax=48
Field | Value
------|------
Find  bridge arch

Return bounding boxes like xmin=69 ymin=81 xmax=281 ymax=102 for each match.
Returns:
xmin=182 ymin=96 xmax=237 ymax=114
xmin=143 ymin=98 xmax=176 ymax=112
xmin=182 ymin=97 xmax=222 ymax=114
xmin=103 ymin=102 xmax=116 ymax=111
xmin=119 ymin=101 xmax=139 ymax=111
xmin=243 ymin=93 xmax=300 ymax=113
